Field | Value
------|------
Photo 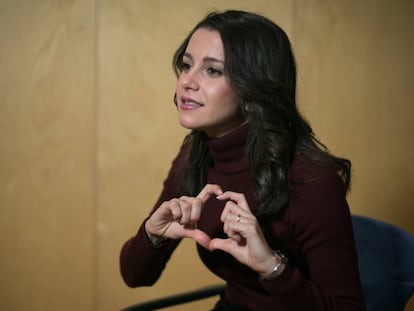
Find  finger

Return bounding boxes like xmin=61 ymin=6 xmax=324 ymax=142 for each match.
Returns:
xmin=169 ymin=199 xmax=182 ymax=221
xmin=209 ymin=237 xmax=239 ymax=253
xmin=220 ymin=201 xmax=253 ymax=224
xmin=221 ymin=212 xmax=245 ymax=244
xmin=221 ymin=203 xmax=240 ymax=235
xmin=178 ymin=198 xmax=192 ymax=224
xmin=216 ymin=191 xmax=251 ymax=211
xmin=178 ymin=196 xmax=203 ymax=224
xmin=196 ymin=184 xmax=223 ymax=203
xmin=189 ymin=197 xmax=203 ymax=223
xmin=221 ymin=201 xmax=241 ymax=222
xmin=222 ymin=222 xmax=243 ymax=244
xmin=184 ymin=229 xmax=211 ymax=249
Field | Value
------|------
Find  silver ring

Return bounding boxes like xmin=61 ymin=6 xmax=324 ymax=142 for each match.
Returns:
xmin=236 ymin=214 xmax=241 ymax=222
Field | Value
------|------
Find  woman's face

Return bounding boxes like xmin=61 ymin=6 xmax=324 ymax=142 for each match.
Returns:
xmin=175 ymin=28 xmax=245 ymax=137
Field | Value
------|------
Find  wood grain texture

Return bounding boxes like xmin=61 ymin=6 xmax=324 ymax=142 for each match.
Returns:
xmin=294 ymin=0 xmax=414 ymax=234
xmin=0 ymin=0 xmax=96 ymax=310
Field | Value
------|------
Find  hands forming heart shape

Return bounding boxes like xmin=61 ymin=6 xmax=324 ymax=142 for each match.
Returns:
xmin=145 ymin=184 xmax=277 ymax=276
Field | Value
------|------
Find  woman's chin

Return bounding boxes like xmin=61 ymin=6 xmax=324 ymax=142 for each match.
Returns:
xmin=178 ymin=116 xmax=201 ymax=130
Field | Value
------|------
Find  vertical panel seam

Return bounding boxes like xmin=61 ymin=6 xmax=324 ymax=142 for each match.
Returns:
xmin=93 ymin=0 xmax=100 ymax=310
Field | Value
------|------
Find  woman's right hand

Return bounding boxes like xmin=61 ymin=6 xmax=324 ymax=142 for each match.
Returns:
xmin=145 ymin=184 xmax=223 ymax=248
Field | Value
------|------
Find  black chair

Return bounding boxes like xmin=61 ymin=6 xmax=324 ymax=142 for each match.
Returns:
xmin=122 ymin=215 xmax=414 ymax=310
xmin=120 ymin=284 xmax=225 ymax=311
xmin=352 ymin=214 xmax=414 ymax=311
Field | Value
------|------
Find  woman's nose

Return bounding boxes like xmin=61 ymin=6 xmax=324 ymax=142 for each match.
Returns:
xmin=180 ymin=71 xmax=199 ymax=91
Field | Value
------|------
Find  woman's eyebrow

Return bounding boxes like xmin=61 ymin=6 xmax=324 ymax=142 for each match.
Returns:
xmin=183 ymin=52 xmax=224 ymax=65
xmin=203 ymin=56 xmax=224 ymax=65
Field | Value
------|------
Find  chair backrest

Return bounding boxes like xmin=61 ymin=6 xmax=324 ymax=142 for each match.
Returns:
xmin=121 ymin=284 xmax=225 ymax=311
xmin=352 ymin=215 xmax=414 ymax=311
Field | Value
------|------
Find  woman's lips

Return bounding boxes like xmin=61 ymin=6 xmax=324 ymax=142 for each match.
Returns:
xmin=180 ymin=96 xmax=204 ymax=110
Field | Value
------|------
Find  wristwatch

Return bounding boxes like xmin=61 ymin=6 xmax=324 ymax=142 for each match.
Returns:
xmin=260 ymin=249 xmax=289 ymax=280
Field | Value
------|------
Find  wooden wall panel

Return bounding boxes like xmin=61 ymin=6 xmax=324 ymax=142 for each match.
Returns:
xmin=0 ymin=1 xmax=95 ymax=310
xmin=294 ymin=1 xmax=414 ymax=308
xmin=294 ymin=0 xmax=414 ymax=232
xmin=98 ymin=1 xmax=292 ymax=310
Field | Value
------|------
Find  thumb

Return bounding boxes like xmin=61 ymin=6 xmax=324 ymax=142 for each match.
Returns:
xmin=209 ymin=237 xmax=237 ymax=253
xmin=184 ymin=229 xmax=212 ymax=249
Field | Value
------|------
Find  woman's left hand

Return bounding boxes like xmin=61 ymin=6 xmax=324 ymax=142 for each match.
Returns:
xmin=209 ymin=191 xmax=277 ymax=276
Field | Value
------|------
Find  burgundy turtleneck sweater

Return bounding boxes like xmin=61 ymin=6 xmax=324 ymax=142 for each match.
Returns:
xmin=120 ymin=125 xmax=365 ymax=311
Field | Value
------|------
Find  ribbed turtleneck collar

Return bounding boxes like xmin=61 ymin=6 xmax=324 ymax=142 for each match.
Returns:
xmin=207 ymin=124 xmax=250 ymax=174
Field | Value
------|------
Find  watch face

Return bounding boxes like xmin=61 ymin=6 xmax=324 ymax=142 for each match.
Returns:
xmin=274 ymin=249 xmax=289 ymax=263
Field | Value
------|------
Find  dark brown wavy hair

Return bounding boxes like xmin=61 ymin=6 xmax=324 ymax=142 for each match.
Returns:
xmin=172 ymin=10 xmax=351 ymax=218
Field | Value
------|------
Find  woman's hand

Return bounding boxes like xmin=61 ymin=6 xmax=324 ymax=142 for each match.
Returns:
xmin=209 ymin=191 xmax=278 ymax=276
xmin=145 ymin=184 xmax=223 ymax=249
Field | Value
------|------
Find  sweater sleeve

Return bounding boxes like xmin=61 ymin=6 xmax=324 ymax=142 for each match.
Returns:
xmin=260 ymin=165 xmax=366 ymax=311
xmin=119 ymin=143 xmax=187 ymax=287
xmin=120 ymin=222 xmax=181 ymax=287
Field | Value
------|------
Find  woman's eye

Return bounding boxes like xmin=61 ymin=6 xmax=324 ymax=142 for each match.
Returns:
xmin=180 ymin=61 xmax=191 ymax=71
xmin=206 ymin=67 xmax=223 ymax=77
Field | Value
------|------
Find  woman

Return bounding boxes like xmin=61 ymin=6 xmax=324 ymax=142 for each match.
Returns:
xmin=120 ymin=10 xmax=365 ymax=311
